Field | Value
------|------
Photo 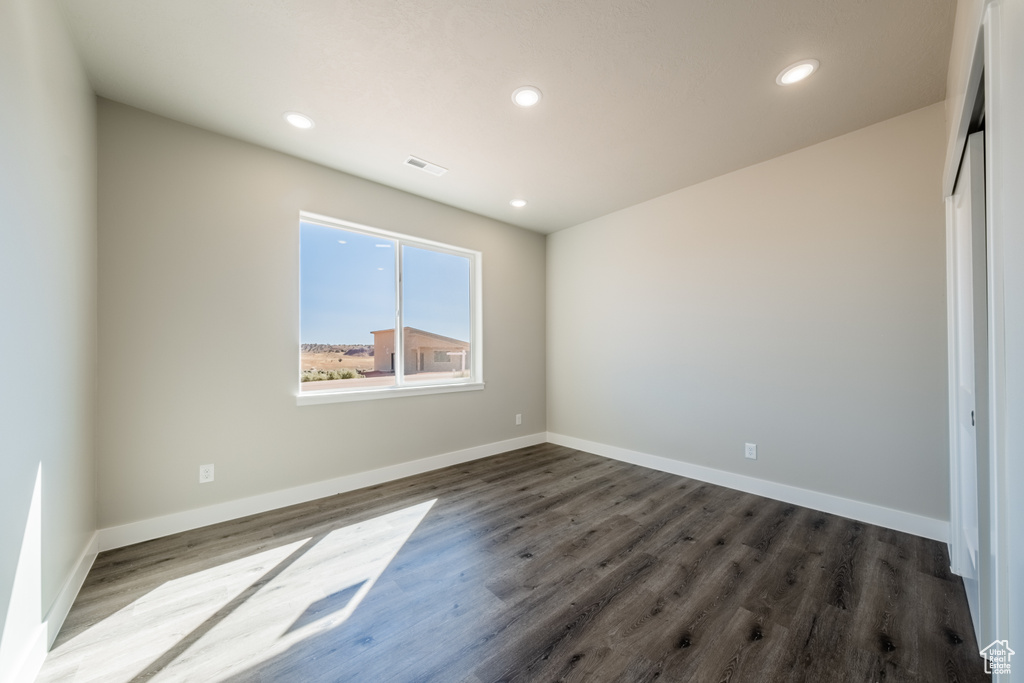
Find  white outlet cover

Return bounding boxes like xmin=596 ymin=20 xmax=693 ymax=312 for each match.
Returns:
xmin=199 ymin=464 xmax=215 ymax=482
xmin=745 ymin=443 xmax=757 ymax=460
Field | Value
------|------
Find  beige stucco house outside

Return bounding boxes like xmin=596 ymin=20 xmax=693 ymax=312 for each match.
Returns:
xmin=372 ymin=327 xmax=471 ymax=376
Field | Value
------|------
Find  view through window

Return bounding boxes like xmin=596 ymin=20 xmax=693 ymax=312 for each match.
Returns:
xmin=299 ymin=216 xmax=478 ymax=396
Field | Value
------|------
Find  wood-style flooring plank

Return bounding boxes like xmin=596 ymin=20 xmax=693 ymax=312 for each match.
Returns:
xmin=37 ymin=444 xmax=989 ymax=683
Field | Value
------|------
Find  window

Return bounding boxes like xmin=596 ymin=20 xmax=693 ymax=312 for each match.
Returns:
xmin=297 ymin=212 xmax=482 ymax=404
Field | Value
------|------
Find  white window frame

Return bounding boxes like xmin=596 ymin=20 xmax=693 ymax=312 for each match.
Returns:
xmin=296 ymin=211 xmax=483 ymax=406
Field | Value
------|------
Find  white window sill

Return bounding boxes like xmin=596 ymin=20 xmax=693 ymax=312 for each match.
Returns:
xmin=296 ymin=381 xmax=485 ymax=406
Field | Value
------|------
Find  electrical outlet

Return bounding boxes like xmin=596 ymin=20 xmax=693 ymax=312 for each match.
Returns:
xmin=745 ymin=443 xmax=757 ymax=460
xmin=199 ymin=464 xmax=215 ymax=483
xmin=515 ymin=413 xmax=522 ymax=426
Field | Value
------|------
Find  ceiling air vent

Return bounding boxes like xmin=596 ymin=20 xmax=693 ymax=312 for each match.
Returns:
xmin=404 ymin=155 xmax=448 ymax=177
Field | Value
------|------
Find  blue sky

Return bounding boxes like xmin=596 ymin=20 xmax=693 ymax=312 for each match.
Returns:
xmin=300 ymin=222 xmax=470 ymax=344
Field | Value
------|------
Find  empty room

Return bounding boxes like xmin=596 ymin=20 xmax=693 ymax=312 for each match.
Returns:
xmin=2 ymin=0 xmax=1022 ymax=681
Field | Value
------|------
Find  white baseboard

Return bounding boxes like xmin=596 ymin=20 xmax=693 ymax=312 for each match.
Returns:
xmin=546 ymin=432 xmax=949 ymax=542
xmin=97 ymin=433 xmax=547 ymax=551
xmin=3 ymin=624 xmax=47 ymax=683
xmin=1 ymin=534 xmax=96 ymax=683
xmin=44 ymin=532 xmax=98 ymax=647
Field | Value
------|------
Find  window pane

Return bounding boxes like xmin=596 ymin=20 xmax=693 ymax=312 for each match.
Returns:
xmin=300 ymin=222 xmax=396 ymax=391
xmin=401 ymin=245 xmax=471 ymax=385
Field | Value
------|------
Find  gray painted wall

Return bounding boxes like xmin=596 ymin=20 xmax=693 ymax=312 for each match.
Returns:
xmin=96 ymin=100 xmax=546 ymax=529
xmin=0 ymin=0 xmax=97 ymax=677
xmin=547 ymin=103 xmax=949 ymax=520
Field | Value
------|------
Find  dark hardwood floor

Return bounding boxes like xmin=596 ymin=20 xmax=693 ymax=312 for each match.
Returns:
xmin=38 ymin=444 xmax=988 ymax=682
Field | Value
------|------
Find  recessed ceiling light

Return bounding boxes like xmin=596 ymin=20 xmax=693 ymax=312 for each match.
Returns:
xmin=776 ymin=59 xmax=819 ymax=86
xmin=284 ymin=112 xmax=315 ymax=129
xmin=512 ymin=86 xmax=542 ymax=107
xmin=510 ymin=199 xmax=527 ymax=208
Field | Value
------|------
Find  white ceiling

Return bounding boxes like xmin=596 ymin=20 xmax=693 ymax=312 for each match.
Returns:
xmin=58 ymin=0 xmax=956 ymax=234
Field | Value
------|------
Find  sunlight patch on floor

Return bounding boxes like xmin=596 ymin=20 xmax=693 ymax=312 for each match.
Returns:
xmin=38 ymin=499 xmax=436 ymax=683
xmin=41 ymin=540 xmax=308 ymax=682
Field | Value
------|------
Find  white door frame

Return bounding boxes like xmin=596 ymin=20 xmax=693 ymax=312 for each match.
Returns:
xmin=944 ymin=0 xmax=1024 ymax=670
xmin=944 ymin=9 xmax=990 ymax=637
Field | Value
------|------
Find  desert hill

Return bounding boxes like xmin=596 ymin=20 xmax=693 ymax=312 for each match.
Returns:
xmin=300 ymin=343 xmax=373 ymax=356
